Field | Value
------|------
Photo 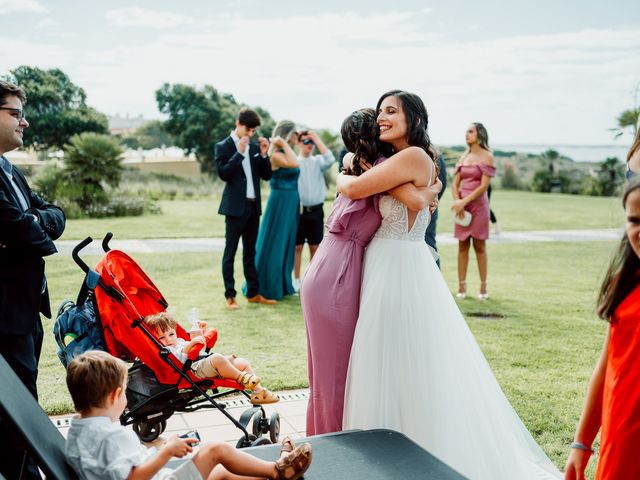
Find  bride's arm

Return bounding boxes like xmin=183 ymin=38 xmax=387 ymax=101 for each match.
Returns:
xmin=337 ymin=147 xmax=430 ymax=199
xmin=388 ymin=182 xmax=440 ymax=212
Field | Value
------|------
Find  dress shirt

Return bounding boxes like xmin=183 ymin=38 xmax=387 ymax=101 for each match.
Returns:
xmin=297 ymin=151 xmax=335 ymax=206
xmin=230 ymin=131 xmax=256 ymax=199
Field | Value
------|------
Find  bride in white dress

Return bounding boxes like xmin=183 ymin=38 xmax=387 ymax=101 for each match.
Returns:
xmin=337 ymin=91 xmax=561 ymax=480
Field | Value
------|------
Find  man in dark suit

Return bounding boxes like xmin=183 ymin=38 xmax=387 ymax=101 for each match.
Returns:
xmin=0 ymin=81 xmax=66 ymax=478
xmin=215 ymin=108 xmax=277 ymax=309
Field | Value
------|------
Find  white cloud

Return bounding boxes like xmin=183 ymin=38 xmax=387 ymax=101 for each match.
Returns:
xmin=1 ymin=10 xmax=639 ymax=145
xmin=0 ymin=0 xmax=47 ymax=14
xmin=35 ymin=18 xmax=58 ymax=29
xmin=105 ymin=7 xmax=194 ymax=29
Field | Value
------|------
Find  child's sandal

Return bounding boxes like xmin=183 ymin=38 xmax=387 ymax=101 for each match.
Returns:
xmin=250 ymin=388 xmax=280 ymax=405
xmin=280 ymin=436 xmax=295 ymax=455
xmin=236 ymin=371 xmax=260 ymax=390
xmin=275 ymin=443 xmax=312 ymax=480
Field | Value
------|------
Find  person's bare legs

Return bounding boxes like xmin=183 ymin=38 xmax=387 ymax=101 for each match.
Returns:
xmin=308 ymin=244 xmax=318 ymax=262
xmin=457 ymin=239 xmax=471 ymax=295
xmin=193 ymin=442 xmax=277 ymax=479
xmin=293 ymin=245 xmax=303 ymax=281
xmin=472 ymin=239 xmax=488 ymax=295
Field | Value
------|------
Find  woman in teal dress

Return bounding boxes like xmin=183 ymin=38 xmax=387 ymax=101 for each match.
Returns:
xmin=247 ymin=120 xmax=300 ymax=300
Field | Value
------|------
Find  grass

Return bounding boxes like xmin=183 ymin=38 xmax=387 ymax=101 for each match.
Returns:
xmin=59 ymin=189 xmax=624 ymax=241
xmin=39 ymin=235 xmax=617 ymax=474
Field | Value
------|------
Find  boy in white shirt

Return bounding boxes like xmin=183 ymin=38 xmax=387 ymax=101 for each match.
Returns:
xmin=65 ymin=351 xmax=312 ymax=480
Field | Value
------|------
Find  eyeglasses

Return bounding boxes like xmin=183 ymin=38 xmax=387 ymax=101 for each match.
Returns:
xmin=0 ymin=107 xmax=25 ymax=122
xmin=302 ymin=139 xmax=314 ymax=146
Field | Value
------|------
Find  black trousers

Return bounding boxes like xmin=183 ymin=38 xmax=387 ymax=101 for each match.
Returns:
xmin=0 ymin=319 xmax=44 ymax=480
xmin=222 ymin=200 xmax=260 ymax=299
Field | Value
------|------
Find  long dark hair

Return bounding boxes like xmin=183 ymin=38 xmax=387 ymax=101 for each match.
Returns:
xmin=340 ymin=108 xmax=381 ymax=176
xmin=627 ymin=127 xmax=640 ymax=163
xmin=375 ymin=90 xmax=436 ymax=161
xmin=597 ymin=176 xmax=640 ymax=321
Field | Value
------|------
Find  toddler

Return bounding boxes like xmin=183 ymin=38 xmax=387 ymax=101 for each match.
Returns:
xmin=65 ymin=351 xmax=312 ymax=480
xmin=145 ymin=312 xmax=279 ymax=405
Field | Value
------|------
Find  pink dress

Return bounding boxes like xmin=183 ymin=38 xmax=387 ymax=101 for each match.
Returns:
xmin=453 ymin=163 xmax=496 ymax=241
xmin=300 ymin=194 xmax=382 ymax=435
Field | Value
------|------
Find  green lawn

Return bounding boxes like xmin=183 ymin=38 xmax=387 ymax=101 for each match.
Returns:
xmin=39 ymin=236 xmax=616 ymax=474
xmin=59 ymin=189 xmax=624 ymax=240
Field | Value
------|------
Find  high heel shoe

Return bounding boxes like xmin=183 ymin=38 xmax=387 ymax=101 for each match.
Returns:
xmin=456 ymin=280 xmax=466 ymax=299
xmin=478 ymin=282 xmax=489 ymax=301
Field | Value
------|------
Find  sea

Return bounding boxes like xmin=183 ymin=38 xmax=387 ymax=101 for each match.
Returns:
xmin=493 ymin=144 xmax=630 ymax=163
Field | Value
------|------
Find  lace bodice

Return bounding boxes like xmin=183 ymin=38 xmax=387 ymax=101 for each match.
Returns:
xmin=374 ymin=195 xmax=431 ymax=242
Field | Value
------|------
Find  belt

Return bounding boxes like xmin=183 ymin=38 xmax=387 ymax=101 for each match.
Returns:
xmin=302 ymin=203 xmax=323 ymax=214
xmin=246 ymin=198 xmax=256 ymax=202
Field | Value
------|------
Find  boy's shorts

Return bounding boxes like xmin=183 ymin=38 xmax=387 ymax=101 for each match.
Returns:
xmin=159 ymin=458 xmax=202 ymax=480
xmin=296 ymin=204 xmax=324 ymax=246
xmin=191 ymin=354 xmax=237 ymax=379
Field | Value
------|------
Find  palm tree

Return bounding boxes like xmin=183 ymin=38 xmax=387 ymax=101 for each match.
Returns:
xmin=611 ymin=83 xmax=640 ymax=139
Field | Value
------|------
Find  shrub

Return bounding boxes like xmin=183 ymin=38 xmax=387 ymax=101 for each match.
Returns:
xmin=501 ymin=162 xmax=522 ymax=190
xmin=62 ymin=132 xmax=124 ymax=209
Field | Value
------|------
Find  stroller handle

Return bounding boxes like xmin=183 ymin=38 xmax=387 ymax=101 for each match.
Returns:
xmin=72 ymin=237 xmax=93 ymax=274
xmin=102 ymin=232 xmax=114 ymax=252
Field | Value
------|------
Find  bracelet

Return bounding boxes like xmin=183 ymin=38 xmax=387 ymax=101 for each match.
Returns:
xmin=570 ymin=442 xmax=593 ymax=454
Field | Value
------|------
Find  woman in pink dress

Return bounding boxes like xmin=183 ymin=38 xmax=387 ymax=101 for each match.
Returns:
xmin=451 ymin=122 xmax=496 ymax=300
xmin=301 ymin=108 xmax=438 ymax=435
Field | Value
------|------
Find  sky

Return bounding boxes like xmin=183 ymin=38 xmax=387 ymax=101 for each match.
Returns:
xmin=0 ymin=0 xmax=639 ymax=146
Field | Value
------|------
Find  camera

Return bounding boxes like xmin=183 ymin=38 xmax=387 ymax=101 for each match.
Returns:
xmin=179 ymin=430 xmax=201 ymax=446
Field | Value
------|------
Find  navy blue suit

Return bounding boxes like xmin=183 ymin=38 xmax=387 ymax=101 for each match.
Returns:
xmin=215 ymin=137 xmax=271 ymax=298
xmin=424 ymin=153 xmax=447 ymax=268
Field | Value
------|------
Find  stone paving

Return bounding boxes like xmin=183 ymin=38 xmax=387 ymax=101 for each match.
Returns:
xmin=54 ymin=228 xmax=622 ymax=256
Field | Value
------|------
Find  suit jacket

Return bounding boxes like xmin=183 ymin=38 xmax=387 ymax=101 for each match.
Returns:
xmin=215 ymin=137 xmax=272 ymax=217
xmin=0 ymin=161 xmax=66 ymax=334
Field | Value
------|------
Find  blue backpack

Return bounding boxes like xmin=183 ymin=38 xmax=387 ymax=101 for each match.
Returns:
xmin=53 ymin=270 xmax=105 ymax=368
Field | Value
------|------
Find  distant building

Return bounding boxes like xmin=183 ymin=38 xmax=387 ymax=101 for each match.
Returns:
xmin=108 ymin=113 xmax=148 ymax=135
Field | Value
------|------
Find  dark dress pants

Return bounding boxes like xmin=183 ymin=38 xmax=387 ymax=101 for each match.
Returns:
xmin=424 ymin=207 xmax=441 ymax=269
xmin=0 ymin=319 xmax=44 ymax=480
xmin=222 ymin=199 xmax=260 ymax=299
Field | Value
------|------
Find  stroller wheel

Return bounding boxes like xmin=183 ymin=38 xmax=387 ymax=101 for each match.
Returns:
xmin=252 ymin=410 xmax=266 ymax=437
xmin=236 ymin=434 xmax=257 ymax=449
xmin=269 ymin=412 xmax=280 ymax=443
xmin=133 ymin=421 xmax=163 ymax=443
xmin=159 ymin=420 xmax=167 ymax=434
xmin=251 ymin=437 xmax=271 ymax=447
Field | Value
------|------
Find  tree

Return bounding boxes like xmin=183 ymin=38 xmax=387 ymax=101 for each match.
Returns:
xmin=61 ymin=133 xmax=124 ymax=209
xmin=118 ymin=120 xmax=174 ymax=150
xmin=156 ymin=83 xmax=278 ymax=175
xmin=611 ymin=83 xmax=640 ymax=138
xmin=540 ymin=149 xmax=559 ymax=174
xmin=501 ymin=162 xmax=521 ymax=190
xmin=156 ymin=83 xmax=234 ymax=175
xmin=7 ymin=66 xmax=109 ymax=150
xmin=598 ymin=157 xmax=624 ymax=196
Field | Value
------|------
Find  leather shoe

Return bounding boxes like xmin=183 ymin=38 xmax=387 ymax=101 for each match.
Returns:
xmin=226 ymin=297 xmax=239 ymax=310
xmin=247 ymin=294 xmax=278 ymax=305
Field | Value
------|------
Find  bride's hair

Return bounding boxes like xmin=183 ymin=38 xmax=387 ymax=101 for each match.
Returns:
xmin=340 ymin=108 xmax=380 ymax=176
xmin=375 ymin=90 xmax=435 ymax=161
xmin=597 ymin=176 xmax=640 ymax=321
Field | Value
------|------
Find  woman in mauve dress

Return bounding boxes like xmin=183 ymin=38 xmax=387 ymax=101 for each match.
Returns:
xmin=565 ymin=177 xmax=640 ymax=480
xmin=300 ymin=108 xmax=438 ymax=435
xmin=451 ymin=122 xmax=496 ymax=300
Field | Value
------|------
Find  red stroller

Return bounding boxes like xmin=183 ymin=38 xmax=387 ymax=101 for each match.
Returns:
xmin=70 ymin=233 xmax=280 ymax=447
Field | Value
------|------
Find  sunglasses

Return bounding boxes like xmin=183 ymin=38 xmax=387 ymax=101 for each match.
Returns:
xmin=302 ymin=138 xmax=314 ymax=146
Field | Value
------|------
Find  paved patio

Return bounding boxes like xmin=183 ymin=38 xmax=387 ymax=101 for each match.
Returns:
xmin=52 ymin=389 xmax=311 ymax=447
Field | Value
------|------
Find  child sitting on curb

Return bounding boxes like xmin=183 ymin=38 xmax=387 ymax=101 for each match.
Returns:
xmin=65 ymin=351 xmax=312 ymax=480
xmin=145 ymin=312 xmax=279 ymax=405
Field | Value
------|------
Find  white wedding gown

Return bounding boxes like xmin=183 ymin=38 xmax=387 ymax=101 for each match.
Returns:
xmin=343 ymin=195 xmax=561 ymax=480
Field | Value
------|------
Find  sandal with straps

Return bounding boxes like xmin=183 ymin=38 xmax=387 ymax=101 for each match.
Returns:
xmin=280 ymin=436 xmax=295 ymax=455
xmin=236 ymin=371 xmax=260 ymax=390
xmin=456 ymin=280 xmax=467 ymax=299
xmin=275 ymin=442 xmax=312 ymax=480
xmin=251 ymin=388 xmax=280 ymax=405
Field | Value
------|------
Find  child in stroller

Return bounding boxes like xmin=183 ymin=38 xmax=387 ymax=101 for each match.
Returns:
xmin=145 ymin=312 xmax=280 ymax=405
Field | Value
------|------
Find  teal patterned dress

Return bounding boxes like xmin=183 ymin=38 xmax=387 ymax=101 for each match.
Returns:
xmin=248 ymin=166 xmax=300 ymax=300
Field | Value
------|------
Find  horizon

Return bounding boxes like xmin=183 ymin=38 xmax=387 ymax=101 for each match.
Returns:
xmin=1 ymin=0 xmax=638 ymax=146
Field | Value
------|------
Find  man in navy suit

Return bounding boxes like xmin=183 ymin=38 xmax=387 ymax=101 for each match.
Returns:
xmin=215 ymin=108 xmax=276 ymax=309
xmin=0 ymin=80 xmax=66 ymax=479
